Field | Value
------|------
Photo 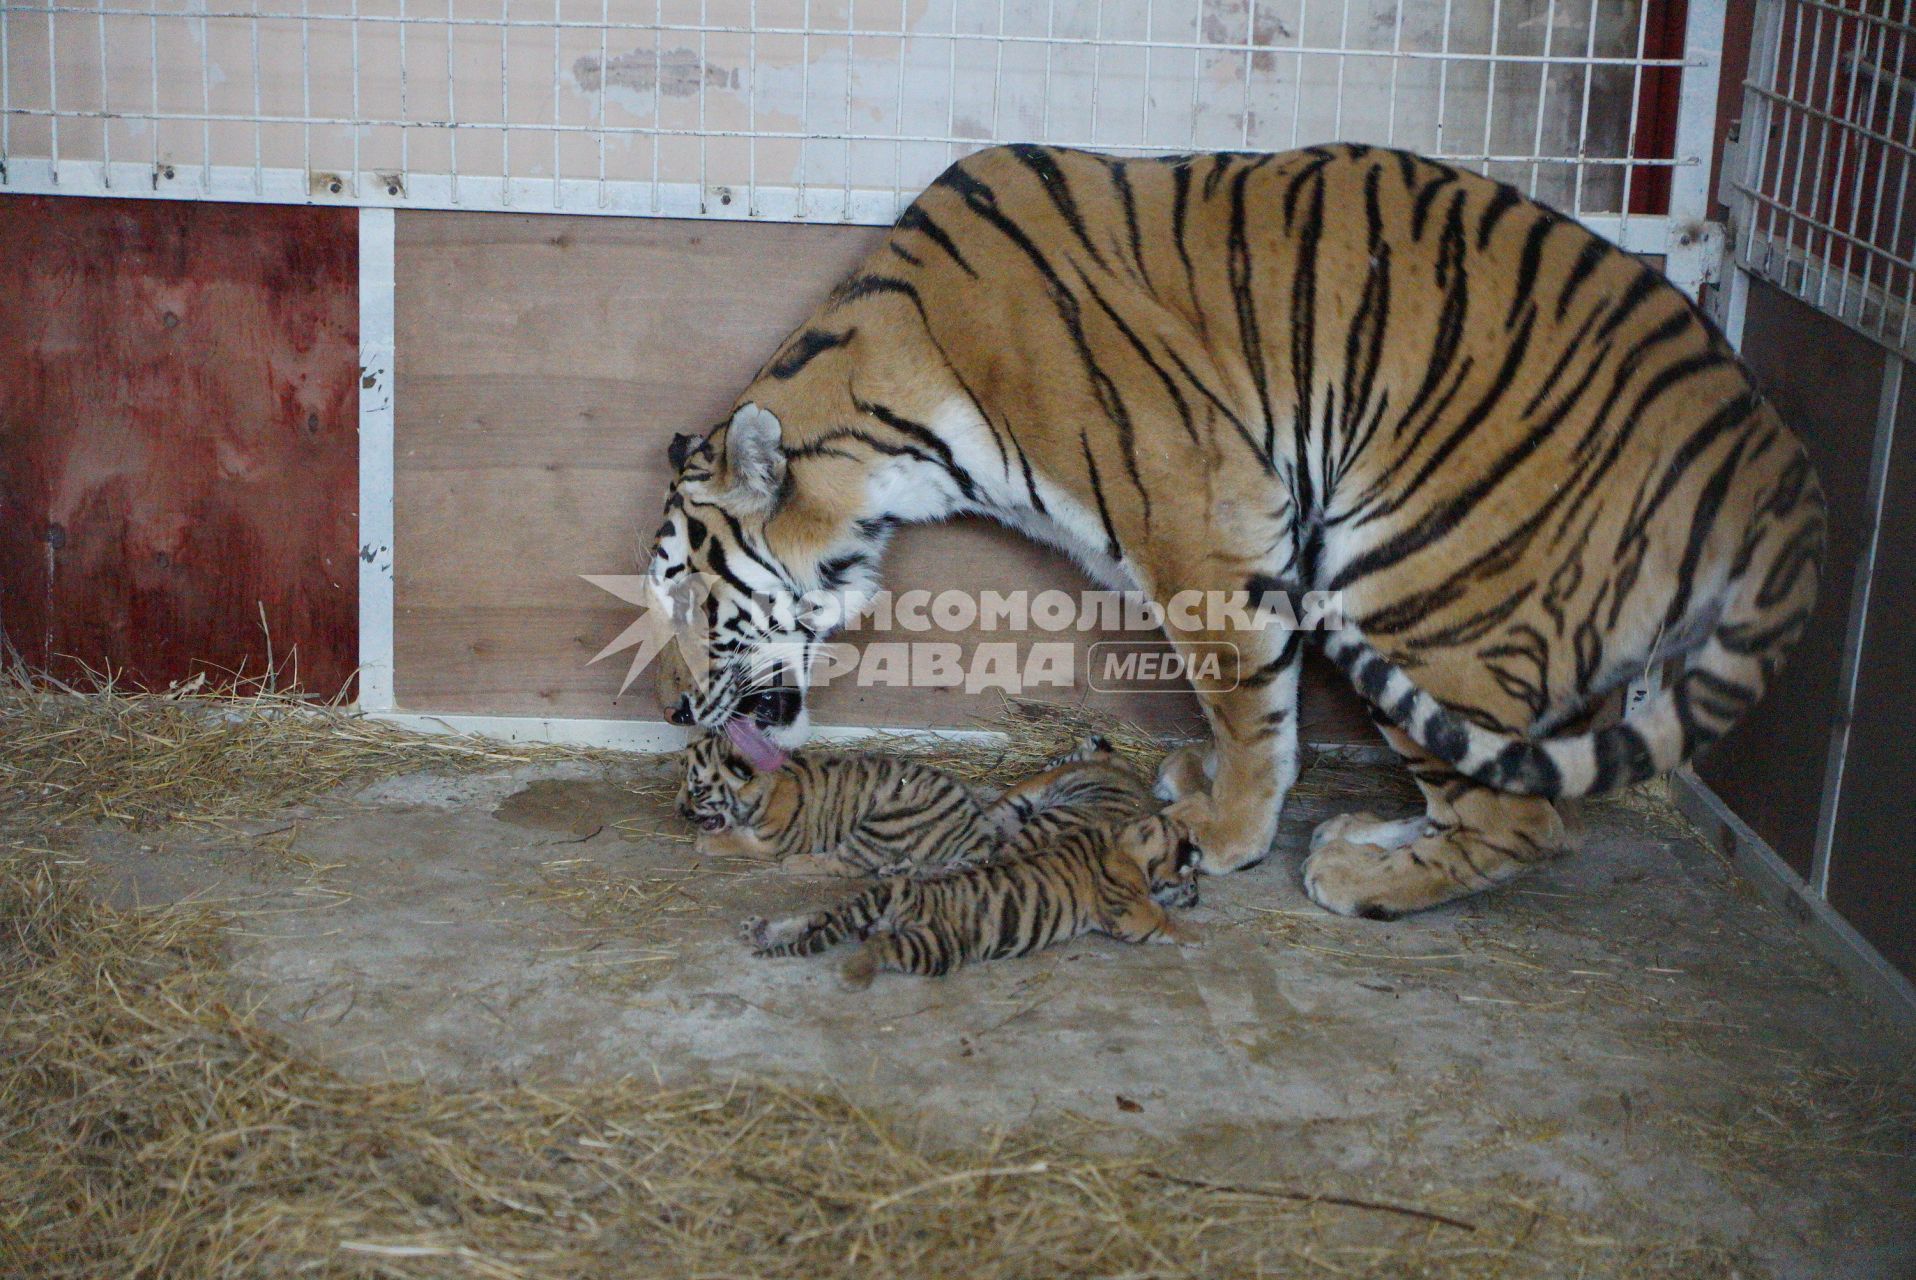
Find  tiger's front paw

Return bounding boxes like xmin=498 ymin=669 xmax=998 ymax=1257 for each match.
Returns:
xmin=741 ymin=915 xmax=774 ymax=950
xmin=1183 ymin=805 xmax=1274 ymax=875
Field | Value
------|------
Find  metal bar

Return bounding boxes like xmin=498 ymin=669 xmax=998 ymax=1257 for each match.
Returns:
xmin=1810 ymin=354 xmax=1901 ymax=898
xmin=12 ymin=0 xmax=1716 ymax=230
xmin=445 ymin=0 xmax=456 ymax=203
xmin=1616 ymin=0 xmax=1655 ymax=234
xmin=1828 ymin=7 xmax=1887 ymax=318
xmin=1241 ymin=0 xmax=1255 ymax=148
xmin=594 ymin=0 xmax=604 ymax=208
xmin=1141 ymin=0 xmax=1154 ymax=148
xmin=251 ymin=3 xmax=261 ymax=194
xmin=841 ymin=0 xmax=852 ymax=217
xmin=1383 ymin=0 xmax=1405 ymax=146
xmin=96 ymin=0 xmax=108 ymax=186
xmin=1739 ymin=79 xmax=1916 ymax=166
xmin=2 ymin=6 xmax=1700 ymax=64
xmin=1732 ymin=184 xmax=1916 ymax=274
xmin=1571 ymin=0 xmax=1600 ymax=219
xmin=356 ymin=205 xmax=397 ymax=715
xmin=1287 ymin=0 xmax=1308 ymax=149
xmin=1849 ymin=2 xmax=1913 ymax=323
xmin=1663 ymin=0 xmax=1728 ymax=299
xmin=0 ymin=155 xmax=1686 ymax=251
xmin=0 ymin=104 xmax=1707 ymax=167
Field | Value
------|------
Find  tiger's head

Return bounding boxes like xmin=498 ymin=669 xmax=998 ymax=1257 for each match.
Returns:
xmin=645 ymin=400 xmax=898 ymax=763
xmin=675 ymin=731 xmax=765 ymax=832
xmin=1115 ymin=795 xmax=1211 ymax=908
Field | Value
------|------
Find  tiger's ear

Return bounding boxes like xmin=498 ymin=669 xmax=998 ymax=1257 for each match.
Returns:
xmin=719 ymin=403 xmax=787 ymax=512
xmin=668 ymin=432 xmax=700 ymax=472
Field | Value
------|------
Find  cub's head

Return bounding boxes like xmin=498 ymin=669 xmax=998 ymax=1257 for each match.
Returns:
xmin=676 ymin=732 xmax=762 ymax=832
xmin=1117 ymin=795 xmax=1210 ymax=908
xmin=645 ymin=402 xmax=894 ymax=758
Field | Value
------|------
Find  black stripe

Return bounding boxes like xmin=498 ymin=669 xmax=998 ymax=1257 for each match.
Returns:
xmin=1410 ymin=165 xmax=1459 ymax=239
xmin=767 ymin=327 xmax=855 ymax=380
xmin=1476 ymin=183 xmax=1523 ymax=250
xmin=1007 ymin=143 xmax=1108 ymax=270
xmin=1280 ymin=166 xmax=1321 ymax=475
xmin=894 ymin=204 xmax=980 ymax=277
xmin=1507 ymin=212 xmax=1560 ymax=329
xmin=850 ymin=396 xmax=983 ymax=503
xmin=1163 ymin=347 xmax=1273 ymax=469
xmin=1079 ymin=434 xmax=1126 ymax=564
xmin=1556 ymin=236 xmax=1612 ymax=321
xmin=935 ymin=162 xmax=1144 ymax=505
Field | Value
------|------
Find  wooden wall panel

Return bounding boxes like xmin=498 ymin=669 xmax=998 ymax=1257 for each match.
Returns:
xmin=1696 ymin=281 xmax=1882 ymax=877
xmin=394 ymin=210 xmax=1375 ymax=741
xmin=0 ymin=196 xmax=358 ymax=696
xmin=1824 ymin=370 xmax=1916 ymax=983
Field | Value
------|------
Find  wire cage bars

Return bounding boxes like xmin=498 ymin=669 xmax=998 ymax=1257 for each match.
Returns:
xmin=3 ymin=1 xmax=1714 ymax=252
xmin=1728 ymin=0 xmax=1916 ymax=357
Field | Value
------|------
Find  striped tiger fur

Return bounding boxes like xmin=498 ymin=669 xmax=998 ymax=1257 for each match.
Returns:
xmin=645 ymin=142 xmax=1826 ymax=921
xmin=745 ymin=798 xmax=1207 ymax=987
xmin=677 ymin=733 xmax=996 ymax=877
xmin=984 ymin=736 xmax=1157 ymax=860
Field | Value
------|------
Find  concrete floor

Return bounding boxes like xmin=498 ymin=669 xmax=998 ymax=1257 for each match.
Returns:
xmin=66 ymin=751 xmax=1916 ymax=1278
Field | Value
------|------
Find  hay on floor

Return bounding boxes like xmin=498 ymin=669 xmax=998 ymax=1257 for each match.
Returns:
xmin=0 ymin=850 xmax=1763 ymax=1280
xmin=0 ymin=662 xmax=617 ymax=831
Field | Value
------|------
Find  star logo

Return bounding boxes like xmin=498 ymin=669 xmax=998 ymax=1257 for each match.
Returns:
xmin=580 ymin=573 xmax=712 ymax=696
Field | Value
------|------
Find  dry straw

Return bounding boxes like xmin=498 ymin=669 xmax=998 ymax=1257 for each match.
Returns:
xmin=0 ymin=670 xmax=1867 ymax=1278
xmin=2 ymin=849 xmax=1750 ymax=1280
xmin=0 ymin=659 xmax=617 ymax=831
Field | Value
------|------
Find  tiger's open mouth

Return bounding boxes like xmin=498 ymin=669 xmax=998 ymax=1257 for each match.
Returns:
xmin=736 ymin=686 xmax=801 ymax=729
xmin=725 ymin=688 xmax=801 ymax=771
xmin=697 ymin=814 xmax=728 ymax=833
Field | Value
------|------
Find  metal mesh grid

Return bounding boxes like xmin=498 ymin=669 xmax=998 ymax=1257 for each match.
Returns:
xmin=1729 ymin=0 xmax=1916 ymax=355
xmin=4 ymin=0 xmax=1698 ymax=242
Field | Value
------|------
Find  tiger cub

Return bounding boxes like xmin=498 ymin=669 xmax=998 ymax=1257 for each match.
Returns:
xmin=744 ymin=796 xmax=1209 ymax=987
xmin=984 ymin=736 xmax=1156 ymax=860
xmin=676 ymin=732 xmax=996 ymax=877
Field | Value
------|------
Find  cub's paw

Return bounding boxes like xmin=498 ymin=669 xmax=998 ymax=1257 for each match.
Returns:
xmin=1158 ymin=914 xmax=1202 ymax=946
xmin=741 ymin=915 xmax=775 ymax=951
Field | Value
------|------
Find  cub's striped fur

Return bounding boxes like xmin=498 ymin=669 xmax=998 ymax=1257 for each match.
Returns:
xmin=647 ymin=142 xmax=1826 ymax=920
xmin=985 ymin=736 xmax=1157 ymax=859
xmin=745 ymin=798 xmax=1207 ymax=987
xmin=678 ymin=733 xmax=995 ymax=877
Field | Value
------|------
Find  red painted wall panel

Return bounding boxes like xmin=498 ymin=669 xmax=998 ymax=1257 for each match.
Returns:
xmin=0 ymin=197 xmax=358 ymax=697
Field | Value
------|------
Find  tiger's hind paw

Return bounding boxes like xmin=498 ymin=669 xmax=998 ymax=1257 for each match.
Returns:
xmin=741 ymin=915 xmax=775 ymax=951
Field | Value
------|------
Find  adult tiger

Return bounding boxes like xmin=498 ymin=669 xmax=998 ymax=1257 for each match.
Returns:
xmin=643 ymin=142 xmax=1825 ymax=920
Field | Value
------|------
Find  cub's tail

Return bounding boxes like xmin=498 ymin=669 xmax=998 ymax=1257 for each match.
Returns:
xmin=1328 ymin=454 xmax=1824 ymax=799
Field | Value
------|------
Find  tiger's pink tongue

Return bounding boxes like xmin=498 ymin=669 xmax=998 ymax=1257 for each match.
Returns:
xmin=725 ymin=717 xmax=790 ymax=772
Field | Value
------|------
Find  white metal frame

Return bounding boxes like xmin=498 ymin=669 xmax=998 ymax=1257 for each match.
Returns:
xmin=1725 ymin=0 xmax=1916 ymax=355
xmin=17 ymin=2 xmax=1735 ymax=749
xmin=5 ymin=2 xmax=1727 ymax=285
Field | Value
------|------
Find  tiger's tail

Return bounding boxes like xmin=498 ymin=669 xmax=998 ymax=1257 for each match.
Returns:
xmin=1328 ymin=455 xmax=1825 ymax=800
